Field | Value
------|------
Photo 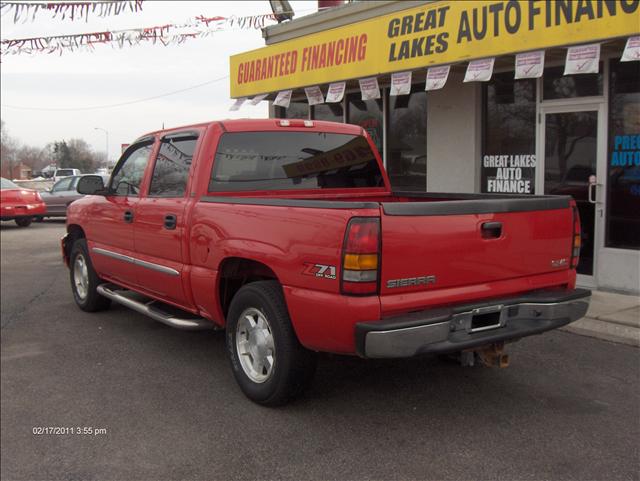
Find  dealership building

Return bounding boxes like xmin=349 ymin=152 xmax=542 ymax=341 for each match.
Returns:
xmin=230 ymin=0 xmax=640 ymax=294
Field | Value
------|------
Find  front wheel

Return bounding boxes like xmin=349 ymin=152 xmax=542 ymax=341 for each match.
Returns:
xmin=15 ymin=217 xmax=32 ymax=227
xmin=69 ymin=239 xmax=111 ymax=312
xmin=226 ymin=280 xmax=317 ymax=406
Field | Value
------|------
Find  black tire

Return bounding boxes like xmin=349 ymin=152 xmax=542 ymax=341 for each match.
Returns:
xmin=69 ymin=238 xmax=111 ymax=312
xmin=226 ymin=280 xmax=317 ymax=406
xmin=15 ymin=217 xmax=32 ymax=227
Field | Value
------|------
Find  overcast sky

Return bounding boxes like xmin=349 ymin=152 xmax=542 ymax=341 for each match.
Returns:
xmin=0 ymin=1 xmax=312 ymax=162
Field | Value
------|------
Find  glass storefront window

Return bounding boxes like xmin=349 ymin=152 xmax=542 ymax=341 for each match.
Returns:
xmin=482 ymin=73 xmax=536 ymax=194
xmin=312 ymin=103 xmax=344 ymax=122
xmin=347 ymin=93 xmax=383 ymax=156
xmin=275 ymin=102 xmax=309 ymax=119
xmin=543 ymin=65 xmax=603 ymax=100
xmin=387 ymin=86 xmax=427 ymax=191
xmin=607 ymin=59 xmax=640 ymax=250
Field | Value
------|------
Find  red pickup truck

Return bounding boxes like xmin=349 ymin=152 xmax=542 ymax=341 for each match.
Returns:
xmin=63 ymin=119 xmax=590 ymax=405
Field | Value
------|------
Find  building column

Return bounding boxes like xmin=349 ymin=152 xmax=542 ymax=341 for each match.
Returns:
xmin=426 ymin=70 xmax=482 ymax=193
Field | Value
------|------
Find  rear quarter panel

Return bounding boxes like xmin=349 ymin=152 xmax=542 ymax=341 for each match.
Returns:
xmin=189 ymin=202 xmax=379 ymax=291
xmin=188 ymin=201 xmax=381 ymax=342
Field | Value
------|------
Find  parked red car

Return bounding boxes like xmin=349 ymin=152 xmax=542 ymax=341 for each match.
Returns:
xmin=1 ymin=177 xmax=46 ymax=227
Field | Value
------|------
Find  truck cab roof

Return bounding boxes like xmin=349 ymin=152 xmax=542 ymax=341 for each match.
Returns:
xmin=135 ymin=119 xmax=364 ymax=143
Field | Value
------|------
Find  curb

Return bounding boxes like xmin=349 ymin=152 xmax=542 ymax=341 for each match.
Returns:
xmin=561 ymin=317 xmax=640 ymax=347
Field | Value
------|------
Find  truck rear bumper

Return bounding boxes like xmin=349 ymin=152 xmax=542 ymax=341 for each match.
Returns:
xmin=355 ymin=288 xmax=590 ymax=358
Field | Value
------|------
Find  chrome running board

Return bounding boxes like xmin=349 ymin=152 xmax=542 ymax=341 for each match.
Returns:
xmin=96 ymin=284 xmax=214 ymax=331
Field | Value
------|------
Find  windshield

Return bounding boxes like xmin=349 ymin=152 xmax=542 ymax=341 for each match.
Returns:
xmin=56 ymin=169 xmax=74 ymax=176
xmin=1 ymin=178 xmax=19 ymax=190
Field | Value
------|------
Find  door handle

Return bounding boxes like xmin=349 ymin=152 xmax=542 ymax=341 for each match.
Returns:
xmin=164 ymin=214 xmax=177 ymax=230
xmin=123 ymin=210 xmax=134 ymax=223
xmin=588 ymin=183 xmax=599 ymax=204
xmin=481 ymin=221 xmax=502 ymax=239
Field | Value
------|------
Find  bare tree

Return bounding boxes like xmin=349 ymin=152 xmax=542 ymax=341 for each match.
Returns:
xmin=16 ymin=145 xmax=49 ymax=172
xmin=1 ymin=120 xmax=20 ymax=178
xmin=67 ymin=138 xmax=100 ymax=172
xmin=2 ymin=121 xmax=105 ymax=177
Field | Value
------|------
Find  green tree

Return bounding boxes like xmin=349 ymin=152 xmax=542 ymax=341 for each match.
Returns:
xmin=53 ymin=141 xmax=72 ymax=168
xmin=51 ymin=139 xmax=101 ymax=172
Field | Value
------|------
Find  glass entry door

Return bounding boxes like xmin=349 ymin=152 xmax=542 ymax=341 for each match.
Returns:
xmin=538 ymin=105 xmax=606 ymax=285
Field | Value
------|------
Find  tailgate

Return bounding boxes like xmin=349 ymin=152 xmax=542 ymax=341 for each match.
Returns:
xmin=379 ymin=195 xmax=573 ymax=299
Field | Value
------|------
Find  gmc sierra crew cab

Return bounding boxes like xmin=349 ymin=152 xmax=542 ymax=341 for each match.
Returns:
xmin=63 ymin=119 xmax=590 ymax=405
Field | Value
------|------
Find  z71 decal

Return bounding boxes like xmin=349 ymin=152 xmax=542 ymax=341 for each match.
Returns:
xmin=303 ymin=263 xmax=337 ymax=280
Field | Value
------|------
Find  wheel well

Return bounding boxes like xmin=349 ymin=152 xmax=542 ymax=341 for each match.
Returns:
xmin=65 ymin=224 xmax=85 ymax=259
xmin=218 ymin=257 xmax=278 ymax=318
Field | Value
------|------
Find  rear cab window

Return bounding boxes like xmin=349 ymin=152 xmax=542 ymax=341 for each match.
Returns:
xmin=209 ymin=131 xmax=383 ymax=192
xmin=148 ymin=132 xmax=199 ymax=198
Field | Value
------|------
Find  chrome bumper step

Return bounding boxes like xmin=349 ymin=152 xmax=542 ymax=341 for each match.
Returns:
xmin=356 ymin=288 xmax=591 ymax=358
xmin=96 ymin=284 xmax=214 ymax=331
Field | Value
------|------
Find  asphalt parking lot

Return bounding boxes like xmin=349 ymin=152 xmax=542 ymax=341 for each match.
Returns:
xmin=1 ymin=220 xmax=639 ymax=481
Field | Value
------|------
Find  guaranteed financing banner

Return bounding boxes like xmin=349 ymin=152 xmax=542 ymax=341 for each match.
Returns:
xmin=230 ymin=0 xmax=640 ymax=97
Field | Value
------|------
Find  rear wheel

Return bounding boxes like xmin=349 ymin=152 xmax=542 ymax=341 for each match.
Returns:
xmin=69 ymin=239 xmax=111 ymax=312
xmin=226 ymin=280 xmax=317 ymax=406
xmin=15 ymin=217 xmax=32 ymax=227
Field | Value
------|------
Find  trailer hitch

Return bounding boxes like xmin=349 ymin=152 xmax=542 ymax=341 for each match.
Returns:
xmin=455 ymin=342 xmax=510 ymax=368
xmin=474 ymin=341 xmax=510 ymax=368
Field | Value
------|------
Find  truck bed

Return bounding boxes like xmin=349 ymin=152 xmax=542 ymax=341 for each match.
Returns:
xmin=202 ymin=191 xmax=568 ymax=212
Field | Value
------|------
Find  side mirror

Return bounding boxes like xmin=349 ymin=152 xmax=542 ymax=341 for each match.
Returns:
xmin=77 ymin=175 xmax=107 ymax=195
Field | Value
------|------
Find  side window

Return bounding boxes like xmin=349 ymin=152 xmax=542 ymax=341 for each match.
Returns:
xmin=70 ymin=176 xmax=80 ymax=191
xmin=110 ymin=142 xmax=154 ymax=196
xmin=148 ymin=134 xmax=198 ymax=197
xmin=52 ymin=177 xmax=74 ymax=192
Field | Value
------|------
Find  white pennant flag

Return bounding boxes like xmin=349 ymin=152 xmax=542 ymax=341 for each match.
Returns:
xmin=621 ymin=36 xmax=640 ymax=62
xmin=564 ymin=44 xmax=600 ymax=75
xmin=425 ymin=65 xmax=450 ymax=91
xmin=515 ymin=50 xmax=545 ymax=79
xmin=390 ymin=71 xmax=412 ymax=96
xmin=464 ymin=58 xmax=495 ymax=82
xmin=248 ymin=94 xmax=268 ymax=105
xmin=273 ymin=90 xmax=292 ymax=108
xmin=304 ymin=86 xmax=324 ymax=105
xmin=359 ymin=77 xmax=380 ymax=100
xmin=229 ymin=97 xmax=246 ymax=111
xmin=326 ymin=82 xmax=346 ymax=103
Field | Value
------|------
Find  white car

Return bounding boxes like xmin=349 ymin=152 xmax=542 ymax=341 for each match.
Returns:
xmin=53 ymin=168 xmax=81 ymax=182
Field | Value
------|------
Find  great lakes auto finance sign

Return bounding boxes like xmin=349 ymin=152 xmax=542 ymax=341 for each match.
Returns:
xmin=230 ymin=0 xmax=640 ymax=98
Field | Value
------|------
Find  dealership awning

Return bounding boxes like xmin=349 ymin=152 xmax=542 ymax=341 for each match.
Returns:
xmin=229 ymin=0 xmax=640 ymax=99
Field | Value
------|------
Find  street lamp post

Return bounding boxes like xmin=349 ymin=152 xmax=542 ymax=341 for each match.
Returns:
xmin=94 ymin=127 xmax=109 ymax=164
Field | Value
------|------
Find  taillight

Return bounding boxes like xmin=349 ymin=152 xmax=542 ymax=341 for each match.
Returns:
xmin=341 ymin=217 xmax=380 ymax=295
xmin=570 ymin=206 xmax=581 ymax=269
